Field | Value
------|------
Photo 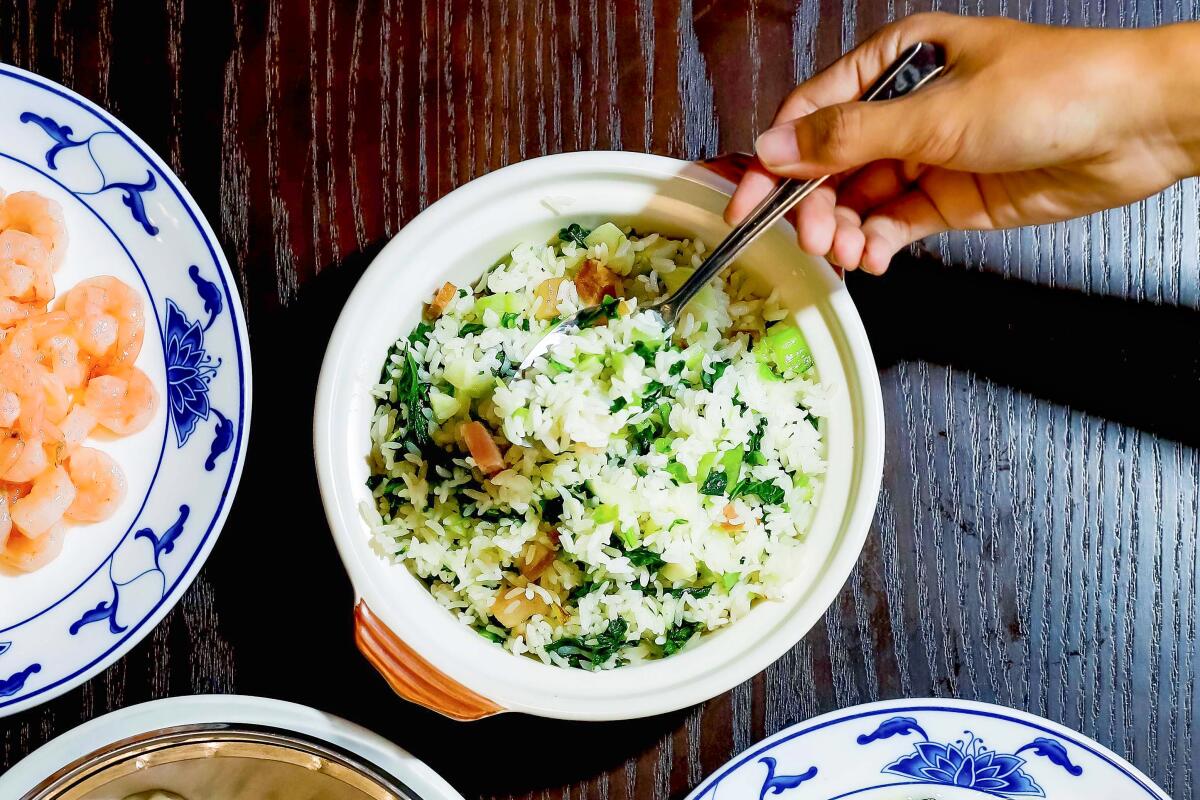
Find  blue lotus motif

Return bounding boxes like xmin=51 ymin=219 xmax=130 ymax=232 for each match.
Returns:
xmin=884 ymin=736 xmax=1044 ymax=796
xmin=165 ymin=299 xmax=218 ymax=447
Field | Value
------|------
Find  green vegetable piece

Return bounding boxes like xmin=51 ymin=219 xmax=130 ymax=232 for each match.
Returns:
xmin=757 ymin=324 xmax=814 ymax=375
xmin=569 ymin=580 xmax=601 ymax=600
xmin=584 ymin=222 xmax=626 ymax=254
xmin=625 ymin=547 xmax=666 ymax=570
xmin=500 ymin=312 xmax=519 ymax=329
xmin=547 ymin=358 xmax=573 ymax=375
xmin=731 ymin=478 xmax=786 ymax=505
xmin=720 ymin=448 xmax=744 ymax=489
xmin=632 ymin=340 xmax=660 ymax=363
xmin=593 ymin=504 xmax=620 ymax=525
xmin=558 ymin=223 xmax=591 ymax=248
xmin=546 ymin=617 xmax=629 ymax=668
xmin=655 ymin=402 xmax=671 ymax=431
xmin=474 ymin=292 xmax=525 ymax=318
xmin=664 ymin=584 xmax=712 ymax=599
xmin=577 ymin=353 xmax=602 ymax=371
xmin=429 ymin=390 xmax=460 ymax=422
xmin=458 ymin=322 xmax=486 ymax=336
xmin=617 ymin=527 xmax=640 ymax=549
xmin=700 ymin=469 xmax=729 ymax=495
xmin=748 ymin=418 xmax=767 ymax=451
xmin=476 ymin=626 xmax=506 ymax=644
xmin=653 ymin=437 xmax=672 ymax=454
xmin=696 ymin=452 xmax=717 ymax=483
xmin=701 ymin=360 xmax=729 ymax=391
xmin=630 ymin=421 xmax=657 ymax=455
xmin=665 ymin=460 xmax=690 ymax=484
xmin=394 ymin=346 xmax=433 ymax=450
xmin=662 ymin=621 xmax=699 ymax=655
xmin=407 ymin=321 xmax=434 ymax=346
xmin=610 ymin=396 xmax=628 ymax=413
xmin=721 ymin=572 xmax=740 ymax=591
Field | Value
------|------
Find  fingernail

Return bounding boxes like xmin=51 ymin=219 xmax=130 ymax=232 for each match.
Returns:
xmin=755 ymin=126 xmax=800 ymax=167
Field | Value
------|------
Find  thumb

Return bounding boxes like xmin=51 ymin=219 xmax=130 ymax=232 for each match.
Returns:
xmin=755 ymin=95 xmax=954 ymax=179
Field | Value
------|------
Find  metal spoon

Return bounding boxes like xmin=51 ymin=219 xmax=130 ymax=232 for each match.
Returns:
xmin=519 ymin=41 xmax=946 ymax=372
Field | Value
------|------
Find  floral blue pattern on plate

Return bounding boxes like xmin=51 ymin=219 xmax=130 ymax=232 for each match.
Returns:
xmin=0 ymin=64 xmax=251 ymax=718
xmin=687 ymin=699 xmax=1167 ymax=800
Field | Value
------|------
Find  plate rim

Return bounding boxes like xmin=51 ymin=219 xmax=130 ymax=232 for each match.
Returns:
xmin=0 ymin=61 xmax=253 ymax=717
xmin=0 ymin=693 xmax=466 ymax=800
xmin=685 ymin=697 xmax=1169 ymax=800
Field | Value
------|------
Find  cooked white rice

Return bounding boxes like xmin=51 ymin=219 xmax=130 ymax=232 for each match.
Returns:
xmin=364 ymin=223 xmax=827 ymax=669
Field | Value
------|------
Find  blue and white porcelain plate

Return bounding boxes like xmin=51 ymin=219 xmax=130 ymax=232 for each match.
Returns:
xmin=688 ymin=699 xmax=1169 ymax=800
xmin=0 ymin=64 xmax=251 ymax=717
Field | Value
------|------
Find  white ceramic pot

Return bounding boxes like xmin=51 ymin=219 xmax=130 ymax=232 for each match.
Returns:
xmin=314 ymin=151 xmax=884 ymax=721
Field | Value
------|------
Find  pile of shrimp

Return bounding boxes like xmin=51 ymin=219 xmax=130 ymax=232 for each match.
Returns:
xmin=0 ymin=189 xmax=158 ymax=574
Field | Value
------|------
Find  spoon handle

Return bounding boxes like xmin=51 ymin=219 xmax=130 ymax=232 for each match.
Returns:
xmin=656 ymin=41 xmax=946 ymax=323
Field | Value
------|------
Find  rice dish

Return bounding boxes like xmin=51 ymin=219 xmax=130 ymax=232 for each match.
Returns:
xmin=365 ymin=222 xmax=827 ymax=669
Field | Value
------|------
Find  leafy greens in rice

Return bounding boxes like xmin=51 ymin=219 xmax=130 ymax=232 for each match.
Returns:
xmin=364 ymin=222 xmax=828 ymax=669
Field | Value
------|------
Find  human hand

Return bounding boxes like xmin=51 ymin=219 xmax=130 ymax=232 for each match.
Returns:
xmin=726 ymin=14 xmax=1200 ymax=274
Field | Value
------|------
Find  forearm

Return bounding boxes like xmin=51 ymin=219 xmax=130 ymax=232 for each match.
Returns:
xmin=1152 ymin=21 xmax=1200 ymax=178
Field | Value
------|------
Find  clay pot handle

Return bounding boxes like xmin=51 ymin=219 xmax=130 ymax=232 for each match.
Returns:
xmin=354 ymin=601 xmax=503 ymax=721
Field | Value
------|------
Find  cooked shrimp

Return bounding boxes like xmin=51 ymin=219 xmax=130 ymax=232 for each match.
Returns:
xmin=64 ymin=447 xmax=125 ymax=523
xmin=0 ymin=298 xmax=34 ymax=327
xmin=0 ymin=356 xmax=45 ymax=438
xmin=84 ymin=366 xmax=157 ymax=434
xmin=57 ymin=405 xmax=96 ymax=452
xmin=0 ymin=390 xmax=19 ymax=427
xmin=0 ymin=189 xmax=157 ymax=573
xmin=0 ymin=230 xmax=53 ymax=304
xmin=39 ymin=330 xmax=91 ymax=390
xmin=2 ymin=435 xmax=47 ymax=482
xmin=0 ymin=524 xmax=65 ymax=573
xmin=63 ymin=277 xmax=145 ymax=370
xmin=11 ymin=465 xmax=75 ymax=537
xmin=40 ymin=370 xmax=71 ymax=424
xmin=0 ymin=191 xmax=67 ymax=270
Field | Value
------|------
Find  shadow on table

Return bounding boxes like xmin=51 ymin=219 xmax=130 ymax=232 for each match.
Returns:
xmin=846 ymin=249 xmax=1200 ymax=447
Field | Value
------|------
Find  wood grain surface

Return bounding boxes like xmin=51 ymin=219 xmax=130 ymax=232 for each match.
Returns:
xmin=2 ymin=1 xmax=1198 ymax=799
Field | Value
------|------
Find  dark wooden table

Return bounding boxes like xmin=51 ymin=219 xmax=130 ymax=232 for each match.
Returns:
xmin=2 ymin=1 xmax=1198 ymax=798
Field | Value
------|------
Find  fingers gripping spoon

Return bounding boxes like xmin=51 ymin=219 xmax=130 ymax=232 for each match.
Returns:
xmin=518 ymin=42 xmax=945 ymax=373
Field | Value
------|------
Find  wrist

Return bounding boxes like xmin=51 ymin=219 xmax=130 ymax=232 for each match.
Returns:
xmin=1150 ymin=22 xmax=1200 ymax=179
